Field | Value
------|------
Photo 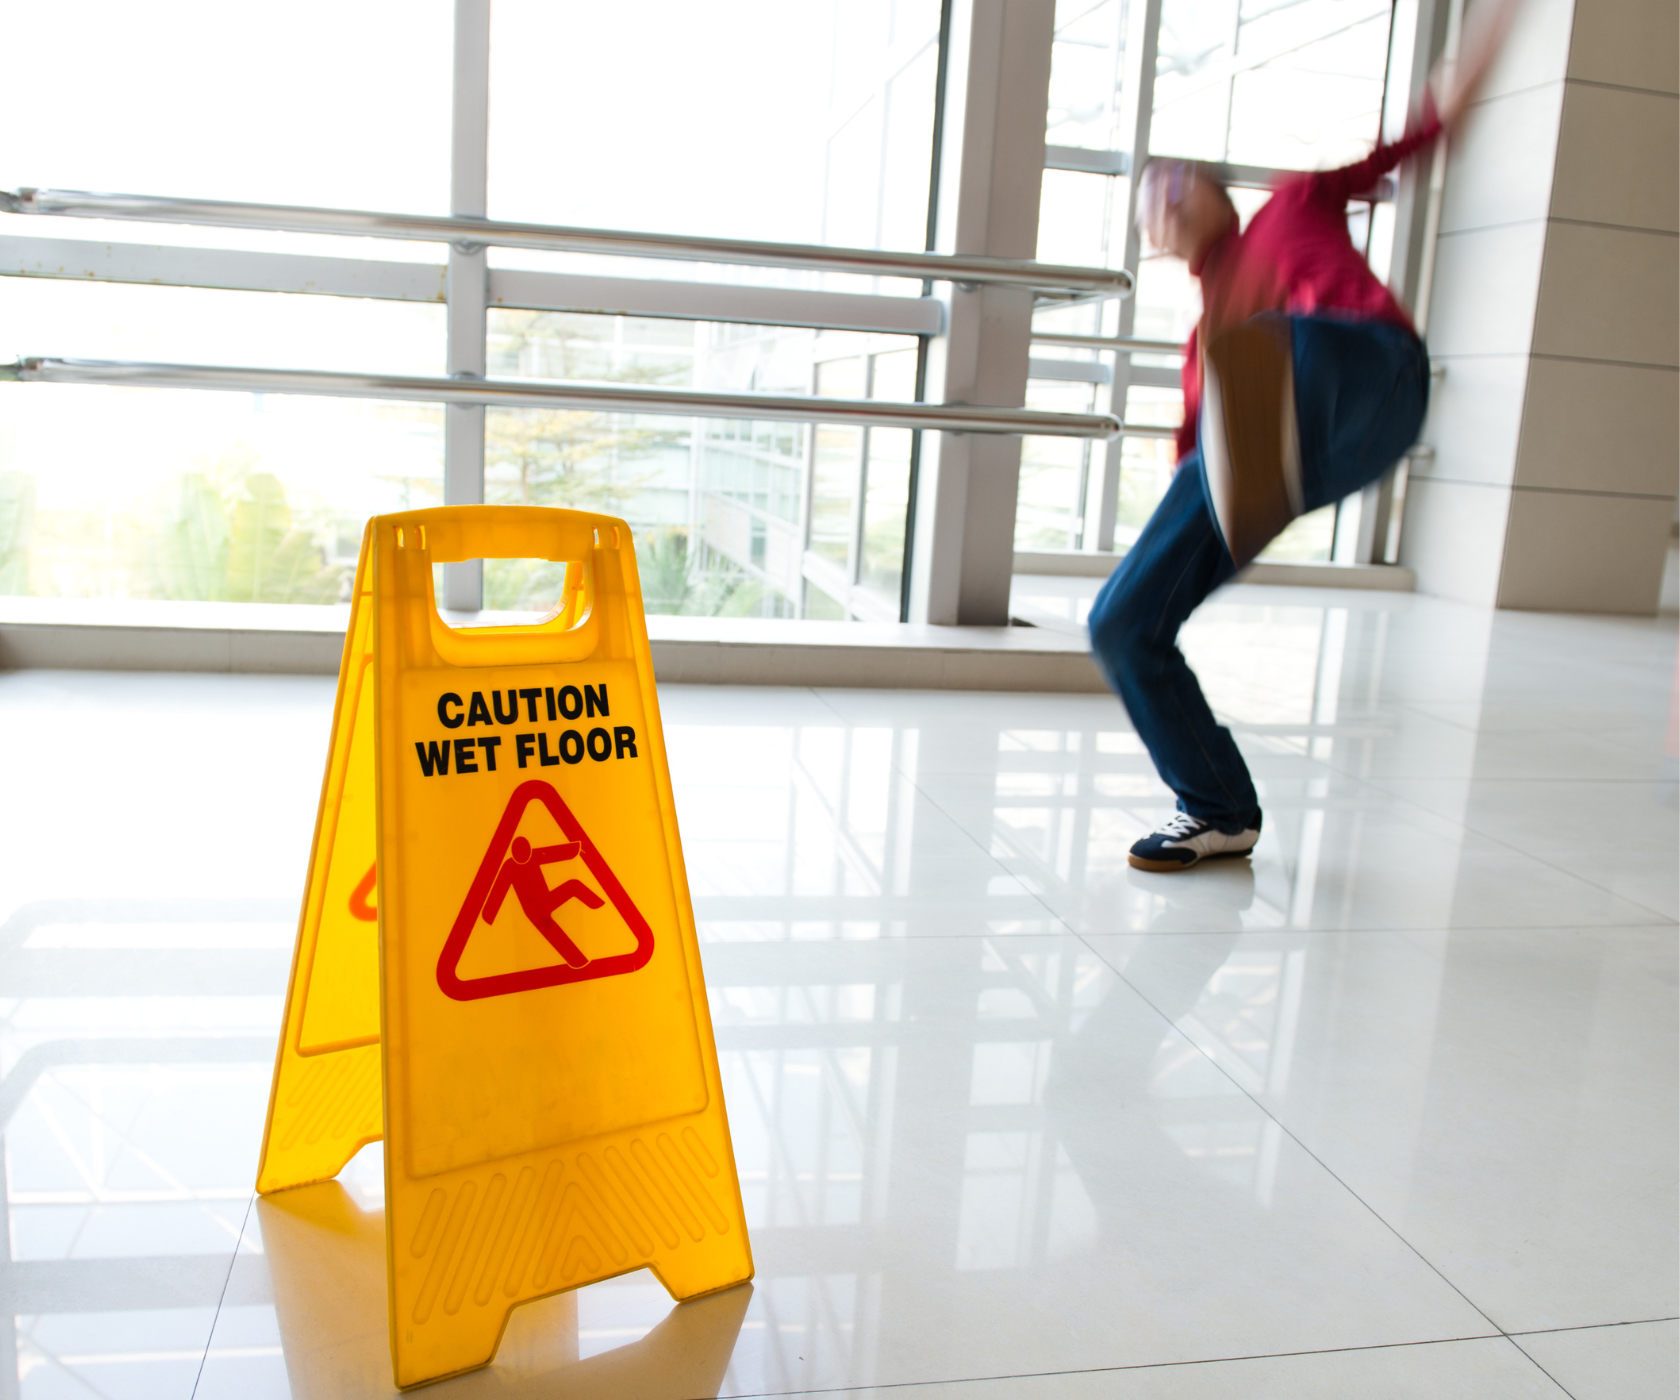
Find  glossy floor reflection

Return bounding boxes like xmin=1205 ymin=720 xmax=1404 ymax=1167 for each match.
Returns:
xmin=0 ymin=585 xmax=1674 ymax=1398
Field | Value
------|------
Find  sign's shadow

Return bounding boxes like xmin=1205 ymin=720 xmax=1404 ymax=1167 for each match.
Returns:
xmin=255 ymin=1183 xmax=751 ymax=1397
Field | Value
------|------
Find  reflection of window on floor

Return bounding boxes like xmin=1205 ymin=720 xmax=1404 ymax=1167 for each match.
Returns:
xmin=957 ymin=1131 xmax=1099 ymax=1271
xmin=710 ymin=959 xmax=900 ymax=1385
xmin=1151 ymin=944 xmax=1305 ymax=1206
xmin=955 ymin=945 xmax=1109 ymax=1272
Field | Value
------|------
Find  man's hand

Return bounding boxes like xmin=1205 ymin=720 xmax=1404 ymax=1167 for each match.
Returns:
xmin=1433 ymin=0 xmax=1526 ymax=135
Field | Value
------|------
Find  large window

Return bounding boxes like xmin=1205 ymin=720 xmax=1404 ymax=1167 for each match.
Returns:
xmin=0 ymin=280 xmax=445 ymax=603
xmin=804 ymin=337 xmax=920 ymax=620
xmin=489 ymin=2 xmax=941 ymax=258
xmin=1023 ymin=0 xmax=1413 ymax=564
xmin=2 ymin=1 xmax=453 ymax=234
xmin=475 ymin=312 xmax=920 ymax=619
xmin=0 ymin=0 xmax=1427 ymax=627
xmin=1152 ymin=0 xmax=1394 ymax=171
xmin=0 ymin=1 xmax=944 ymax=617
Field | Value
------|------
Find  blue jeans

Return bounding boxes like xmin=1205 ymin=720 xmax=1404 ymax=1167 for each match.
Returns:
xmin=1088 ymin=315 xmax=1429 ymax=828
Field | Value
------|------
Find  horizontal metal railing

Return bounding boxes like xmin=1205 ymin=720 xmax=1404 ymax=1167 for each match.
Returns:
xmin=2 ymin=357 xmax=1154 ymax=439
xmin=1 ymin=188 xmax=1134 ymax=298
xmin=1031 ymin=331 xmax=1184 ymax=355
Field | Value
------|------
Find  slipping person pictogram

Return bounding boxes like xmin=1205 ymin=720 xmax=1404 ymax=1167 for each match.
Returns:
xmin=436 ymin=780 xmax=656 ymax=1000
xmin=483 ymin=836 xmax=604 ymax=969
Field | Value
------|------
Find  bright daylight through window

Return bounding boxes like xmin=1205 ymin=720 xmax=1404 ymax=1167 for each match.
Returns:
xmin=1 ymin=0 xmax=1419 ymax=623
xmin=1024 ymin=0 xmax=1409 ymax=569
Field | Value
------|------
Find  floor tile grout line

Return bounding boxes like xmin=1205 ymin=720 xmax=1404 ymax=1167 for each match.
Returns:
xmin=1505 ymin=1335 xmax=1584 ymax=1400
xmin=796 ymin=684 xmax=1086 ymax=923
xmin=716 ymin=1329 xmax=1577 ymax=1400
xmin=1072 ymin=931 xmax=1530 ymax=1358
xmin=750 ymin=690 xmax=1650 ymax=1400
xmin=1350 ymin=769 xmax=1680 ymax=922
xmin=189 ymin=1189 xmax=256 ymax=1400
xmin=1502 ymin=1313 xmax=1680 ymax=1400
xmin=1331 ymin=763 xmax=1678 ymax=782
xmin=1064 ymin=919 xmax=1675 ymax=937
xmin=1386 ymin=697 xmax=1678 ymax=742
xmin=1329 ymin=765 xmax=1677 ymax=788
xmin=884 ymin=755 xmax=1090 ymax=939
xmin=697 ymin=921 xmax=1680 ymax=950
xmin=796 ymin=688 xmax=1673 ymax=927
xmin=1509 ymin=1316 xmax=1680 ymax=1336
xmin=699 ymin=917 xmax=1676 ymax=943
xmin=734 ymin=701 xmax=1674 ymax=939
xmin=860 ymin=788 xmax=1671 ymax=939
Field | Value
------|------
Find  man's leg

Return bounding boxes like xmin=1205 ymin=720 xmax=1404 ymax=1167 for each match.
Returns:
xmin=530 ymin=909 xmax=590 ymax=968
xmin=1089 ymin=453 xmax=1260 ymax=862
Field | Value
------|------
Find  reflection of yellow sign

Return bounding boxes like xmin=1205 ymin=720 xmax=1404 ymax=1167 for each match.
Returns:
xmin=256 ymin=507 xmax=753 ymax=1390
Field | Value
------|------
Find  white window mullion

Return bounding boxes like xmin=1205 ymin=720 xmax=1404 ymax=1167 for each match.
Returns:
xmin=443 ymin=0 xmax=491 ymax=612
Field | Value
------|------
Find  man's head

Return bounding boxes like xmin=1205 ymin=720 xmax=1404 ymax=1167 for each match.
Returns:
xmin=1138 ymin=159 xmax=1237 ymax=264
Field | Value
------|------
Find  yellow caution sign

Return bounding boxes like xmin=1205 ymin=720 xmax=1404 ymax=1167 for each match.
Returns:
xmin=257 ymin=507 xmax=753 ymax=1389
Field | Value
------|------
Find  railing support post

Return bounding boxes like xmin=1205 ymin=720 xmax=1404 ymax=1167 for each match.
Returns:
xmin=443 ymin=0 xmax=491 ymax=612
xmin=907 ymin=0 xmax=1056 ymax=626
xmin=1086 ymin=0 xmax=1162 ymax=555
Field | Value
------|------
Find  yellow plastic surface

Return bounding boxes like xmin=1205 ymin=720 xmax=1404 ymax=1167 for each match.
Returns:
xmin=256 ymin=507 xmax=753 ymax=1390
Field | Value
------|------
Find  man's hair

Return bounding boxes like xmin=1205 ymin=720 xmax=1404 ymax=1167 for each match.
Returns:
xmin=1136 ymin=158 xmax=1231 ymax=243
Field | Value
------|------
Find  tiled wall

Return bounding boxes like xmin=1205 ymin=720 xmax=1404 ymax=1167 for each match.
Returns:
xmin=1403 ymin=0 xmax=1680 ymax=613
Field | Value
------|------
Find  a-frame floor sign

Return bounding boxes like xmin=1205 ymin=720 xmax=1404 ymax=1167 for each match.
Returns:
xmin=257 ymin=507 xmax=753 ymax=1389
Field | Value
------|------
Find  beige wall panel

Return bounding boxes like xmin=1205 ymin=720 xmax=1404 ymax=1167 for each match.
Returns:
xmin=1552 ymin=84 xmax=1680 ymax=233
xmin=1417 ymin=353 xmax=1529 ymax=487
xmin=1515 ymin=358 xmax=1680 ymax=495
xmin=1531 ymin=222 xmax=1680 ymax=367
xmin=1426 ymin=222 xmax=1547 ymax=357
xmin=1400 ymin=477 xmax=1513 ymax=605
xmin=1440 ymin=83 xmax=1565 ymax=235
xmin=1480 ymin=0 xmax=1577 ymax=100
xmin=1566 ymin=0 xmax=1680 ymax=94
xmin=1496 ymin=486 xmax=1676 ymax=613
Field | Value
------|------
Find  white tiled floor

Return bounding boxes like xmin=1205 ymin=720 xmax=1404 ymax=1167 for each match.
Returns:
xmin=0 ymin=583 xmax=1673 ymax=1399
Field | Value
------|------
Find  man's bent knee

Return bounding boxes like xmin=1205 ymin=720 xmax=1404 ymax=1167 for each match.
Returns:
xmin=1089 ymin=563 xmax=1161 ymax=666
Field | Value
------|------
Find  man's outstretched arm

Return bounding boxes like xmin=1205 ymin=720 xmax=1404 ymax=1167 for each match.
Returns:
xmin=1312 ymin=101 xmax=1443 ymax=205
xmin=1313 ymin=0 xmax=1524 ymax=203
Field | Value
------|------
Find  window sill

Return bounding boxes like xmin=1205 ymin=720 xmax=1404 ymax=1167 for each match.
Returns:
xmin=0 ymin=597 xmax=1106 ymax=691
xmin=1012 ymin=549 xmax=1417 ymax=591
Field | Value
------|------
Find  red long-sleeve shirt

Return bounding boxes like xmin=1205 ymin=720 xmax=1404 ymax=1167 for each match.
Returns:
xmin=1174 ymin=113 xmax=1442 ymax=462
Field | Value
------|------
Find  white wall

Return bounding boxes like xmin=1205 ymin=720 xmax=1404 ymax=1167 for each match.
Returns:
xmin=1402 ymin=0 xmax=1680 ymax=614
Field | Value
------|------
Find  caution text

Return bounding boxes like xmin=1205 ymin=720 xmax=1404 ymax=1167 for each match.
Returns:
xmin=419 ymin=684 xmax=637 ymax=777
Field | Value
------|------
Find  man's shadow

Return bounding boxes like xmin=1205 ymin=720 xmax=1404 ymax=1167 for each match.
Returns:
xmin=248 ymin=1182 xmax=750 ymax=1397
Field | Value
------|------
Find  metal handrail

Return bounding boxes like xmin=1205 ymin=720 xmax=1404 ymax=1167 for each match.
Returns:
xmin=3 ymin=357 xmax=1134 ymax=439
xmin=1 ymin=188 xmax=1135 ymax=298
xmin=1031 ymin=331 xmax=1184 ymax=355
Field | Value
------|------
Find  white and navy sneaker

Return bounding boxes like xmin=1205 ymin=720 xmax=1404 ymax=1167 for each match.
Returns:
xmin=1128 ymin=811 xmax=1261 ymax=872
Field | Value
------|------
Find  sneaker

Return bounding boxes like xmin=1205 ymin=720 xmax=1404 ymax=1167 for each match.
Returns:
xmin=1199 ymin=316 xmax=1303 ymax=569
xmin=1128 ymin=811 xmax=1261 ymax=872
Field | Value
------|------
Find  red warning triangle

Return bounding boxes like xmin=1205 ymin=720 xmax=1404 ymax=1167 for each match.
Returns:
xmin=437 ymin=780 xmax=655 ymax=1001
